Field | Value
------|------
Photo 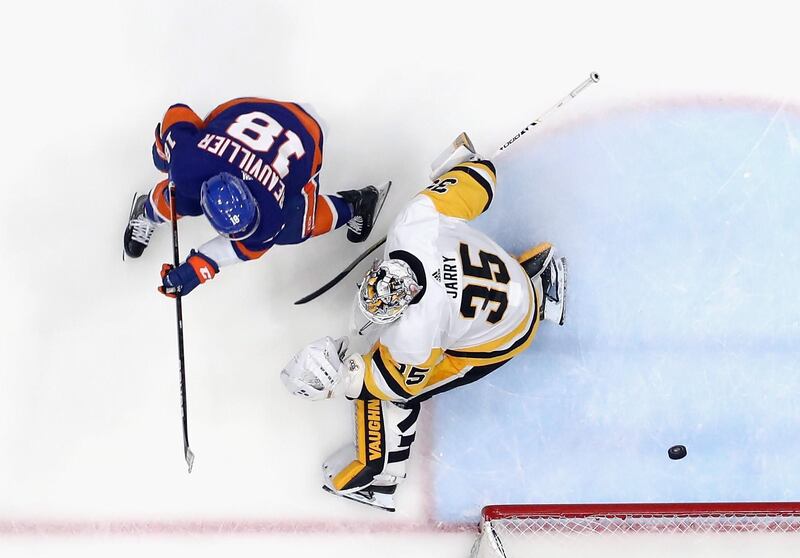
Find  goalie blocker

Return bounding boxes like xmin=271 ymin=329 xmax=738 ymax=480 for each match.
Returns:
xmin=281 ymin=154 xmax=567 ymax=512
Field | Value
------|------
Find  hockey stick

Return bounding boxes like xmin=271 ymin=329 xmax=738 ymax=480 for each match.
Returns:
xmin=496 ymin=72 xmax=599 ymax=154
xmin=294 ymin=72 xmax=600 ymax=305
xmin=168 ymin=182 xmax=195 ymax=473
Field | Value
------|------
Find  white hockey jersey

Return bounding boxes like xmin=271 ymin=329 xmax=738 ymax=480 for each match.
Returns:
xmin=357 ymin=160 xmax=541 ymax=403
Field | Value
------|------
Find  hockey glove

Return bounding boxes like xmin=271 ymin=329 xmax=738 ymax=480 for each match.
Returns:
xmin=158 ymin=250 xmax=219 ymax=298
xmin=281 ymin=337 xmax=356 ymax=401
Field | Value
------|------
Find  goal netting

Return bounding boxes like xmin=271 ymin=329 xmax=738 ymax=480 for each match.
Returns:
xmin=471 ymin=502 xmax=800 ymax=558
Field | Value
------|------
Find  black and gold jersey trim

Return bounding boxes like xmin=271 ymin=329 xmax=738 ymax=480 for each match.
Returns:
xmin=444 ymin=303 xmax=537 ymax=361
xmin=372 ymin=350 xmax=415 ymax=399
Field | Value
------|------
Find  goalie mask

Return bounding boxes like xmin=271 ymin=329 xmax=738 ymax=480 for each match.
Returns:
xmin=358 ymin=259 xmax=421 ymax=324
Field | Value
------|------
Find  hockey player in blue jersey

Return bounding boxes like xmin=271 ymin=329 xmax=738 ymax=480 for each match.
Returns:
xmin=123 ymin=97 xmax=390 ymax=297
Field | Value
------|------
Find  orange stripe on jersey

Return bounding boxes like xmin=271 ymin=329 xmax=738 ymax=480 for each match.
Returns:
xmin=154 ymin=124 xmax=166 ymax=159
xmin=204 ymin=97 xmax=268 ymax=125
xmin=301 ymin=181 xmax=317 ymax=237
xmin=233 ymin=241 xmax=269 ymax=260
xmin=161 ymin=105 xmax=203 ymax=135
xmin=204 ymin=98 xmax=324 ymax=176
xmin=311 ymin=195 xmax=335 ymax=237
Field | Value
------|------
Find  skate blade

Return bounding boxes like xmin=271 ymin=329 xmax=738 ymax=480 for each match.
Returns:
xmin=321 ymin=485 xmax=395 ymax=512
xmin=122 ymin=192 xmax=138 ymax=262
xmin=372 ymin=180 xmax=392 ymax=227
xmin=558 ymin=257 xmax=567 ymax=326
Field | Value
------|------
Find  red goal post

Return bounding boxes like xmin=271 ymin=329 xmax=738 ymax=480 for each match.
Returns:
xmin=472 ymin=502 xmax=800 ymax=558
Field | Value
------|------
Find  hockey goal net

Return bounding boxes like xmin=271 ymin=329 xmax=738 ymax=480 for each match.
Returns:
xmin=471 ymin=502 xmax=800 ymax=558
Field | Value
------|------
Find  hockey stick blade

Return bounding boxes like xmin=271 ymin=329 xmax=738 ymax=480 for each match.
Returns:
xmin=185 ymin=446 xmax=195 ymax=473
xmin=294 ymin=236 xmax=387 ymax=305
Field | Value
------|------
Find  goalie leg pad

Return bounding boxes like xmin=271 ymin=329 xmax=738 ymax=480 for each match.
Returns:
xmin=518 ymin=244 xmax=566 ymax=326
xmin=323 ymin=400 xmax=420 ymax=494
xmin=517 ymin=242 xmax=554 ymax=279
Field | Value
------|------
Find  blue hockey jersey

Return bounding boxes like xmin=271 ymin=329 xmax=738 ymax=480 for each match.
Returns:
xmin=151 ymin=98 xmax=324 ymax=260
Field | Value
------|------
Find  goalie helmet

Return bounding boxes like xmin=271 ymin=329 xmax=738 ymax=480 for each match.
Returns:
xmin=358 ymin=259 xmax=421 ymax=324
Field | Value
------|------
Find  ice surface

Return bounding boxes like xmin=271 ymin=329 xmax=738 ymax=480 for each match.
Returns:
xmin=2 ymin=0 xmax=800 ymax=556
xmin=432 ymin=103 xmax=800 ymax=521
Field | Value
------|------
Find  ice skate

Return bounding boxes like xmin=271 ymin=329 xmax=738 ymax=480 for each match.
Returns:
xmin=123 ymin=193 xmax=160 ymax=259
xmin=337 ymin=181 xmax=392 ymax=243
xmin=517 ymin=243 xmax=567 ymax=326
xmin=322 ymin=484 xmax=397 ymax=512
xmin=321 ymin=445 xmax=397 ymax=512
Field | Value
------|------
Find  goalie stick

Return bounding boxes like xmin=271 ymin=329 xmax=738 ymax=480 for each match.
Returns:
xmin=168 ymin=182 xmax=195 ymax=473
xmin=496 ymin=72 xmax=599 ymax=153
xmin=294 ymin=72 xmax=600 ymax=305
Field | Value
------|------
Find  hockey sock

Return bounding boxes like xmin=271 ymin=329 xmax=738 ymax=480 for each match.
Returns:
xmin=145 ymin=179 xmax=172 ymax=223
xmin=144 ymin=198 xmax=167 ymax=224
xmin=312 ymin=194 xmax=354 ymax=236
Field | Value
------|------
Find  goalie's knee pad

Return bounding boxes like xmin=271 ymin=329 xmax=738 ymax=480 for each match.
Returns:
xmin=323 ymin=400 xmax=420 ymax=494
xmin=518 ymin=242 xmax=554 ymax=279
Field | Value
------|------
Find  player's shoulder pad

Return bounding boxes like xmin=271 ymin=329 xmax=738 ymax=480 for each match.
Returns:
xmin=420 ymin=159 xmax=497 ymax=221
xmin=160 ymin=103 xmax=203 ymax=137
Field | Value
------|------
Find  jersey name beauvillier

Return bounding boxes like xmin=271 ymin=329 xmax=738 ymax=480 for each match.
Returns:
xmin=152 ymin=98 xmax=325 ymax=259
xmin=156 ymin=98 xmax=323 ymax=212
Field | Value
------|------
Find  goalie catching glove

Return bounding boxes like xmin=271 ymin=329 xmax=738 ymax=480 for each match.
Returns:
xmin=281 ymin=337 xmax=365 ymax=401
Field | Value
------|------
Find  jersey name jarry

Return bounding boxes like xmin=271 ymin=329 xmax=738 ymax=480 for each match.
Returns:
xmin=441 ymin=254 xmax=460 ymax=299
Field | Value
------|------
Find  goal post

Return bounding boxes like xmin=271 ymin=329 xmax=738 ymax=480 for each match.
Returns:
xmin=471 ymin=502 xmax=800 ymax=558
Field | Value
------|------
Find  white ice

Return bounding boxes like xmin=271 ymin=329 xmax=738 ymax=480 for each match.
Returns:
xmin=1 ymin=1 xmax=800 ymax=557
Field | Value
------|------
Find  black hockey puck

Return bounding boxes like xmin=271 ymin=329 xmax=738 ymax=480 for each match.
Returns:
xmin=668 ymin=445 xmax=687 ymax=460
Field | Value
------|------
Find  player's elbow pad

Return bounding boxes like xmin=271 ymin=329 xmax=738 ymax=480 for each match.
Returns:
xmin=152 ymin=142 xmax=169 ymax=172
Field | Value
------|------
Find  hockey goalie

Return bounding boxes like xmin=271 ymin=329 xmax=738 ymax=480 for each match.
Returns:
xmin=281 ymin=151 xmax=566 ymax=512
